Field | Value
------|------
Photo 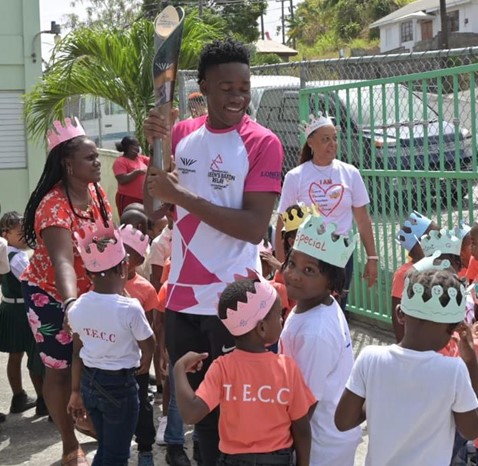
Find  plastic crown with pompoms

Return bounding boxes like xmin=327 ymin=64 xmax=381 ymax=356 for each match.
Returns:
xmin=119 ymin=224 xmax=149 ymax=257
xmin=419 ymin=228 xmax=462 ymax=257
xmin=74 ymin=221 xmax=126 ymax=273
xmin=47 ymin=117 xmax=86 ymax=152
xmin=396 ymin=211 xmax=433 ymax=252
xmin=299 ymin=112 xmax=335 ymax=139
xmin=281 ymin=204 xmax=316 ymax=233
xmin=401 ymin=272 xmax=466 ymax=323
xmin=220 ymin=269 xmax=278 ymax=337
xmin=293 ymin=213 xmax=358 ymax=268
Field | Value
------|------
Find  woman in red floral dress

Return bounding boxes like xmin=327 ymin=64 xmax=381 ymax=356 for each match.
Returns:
xmin=21 ymin=118 xmax=112 ymax=466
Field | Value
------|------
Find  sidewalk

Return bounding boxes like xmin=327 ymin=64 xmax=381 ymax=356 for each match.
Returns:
xmin=0 ymin=318 xmax=394 ymax=466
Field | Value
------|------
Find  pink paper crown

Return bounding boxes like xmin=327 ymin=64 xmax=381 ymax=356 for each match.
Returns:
xmin=47 ymin=117 xmax=86 ymax=152
xmin=119 ymin=224 xmax=149 ymax=257
xmin=74 ymin=221 xmax=126 ymax=272
xmin=221 ymin=269 xmax=278 ymax=337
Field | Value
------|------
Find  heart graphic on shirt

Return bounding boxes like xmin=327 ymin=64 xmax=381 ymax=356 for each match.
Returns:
xmin=308 ymin=183 xmax=345 ymax=217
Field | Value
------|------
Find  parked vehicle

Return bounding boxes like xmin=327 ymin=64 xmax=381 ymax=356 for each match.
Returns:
xmin=254 ymin=80 xmax=472 ymax=201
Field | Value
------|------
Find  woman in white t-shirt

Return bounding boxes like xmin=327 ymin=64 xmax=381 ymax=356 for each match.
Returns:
xmin=276 ymin=114 xmax=378 ymax=310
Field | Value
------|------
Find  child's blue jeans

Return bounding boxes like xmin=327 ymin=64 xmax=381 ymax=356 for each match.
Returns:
xmin=81 ymin=367 xmax=139 ymax=466
xmin=217 ymin=448 xmax=293 ymax=466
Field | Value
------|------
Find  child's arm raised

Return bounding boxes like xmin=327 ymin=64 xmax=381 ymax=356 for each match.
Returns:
xmin=335 ymin=389 xmax=366 ymax=431
xmin=136 ymin=335 xmax=156 ymax=375
xmin=291 ymin=414 xmax=311 ymax=466
xmin=174 ymin=351 xmax=210 ymax=425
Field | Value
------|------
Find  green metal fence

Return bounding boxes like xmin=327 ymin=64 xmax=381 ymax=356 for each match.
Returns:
xmin=299 ymin=63 xmax=478 ymax=322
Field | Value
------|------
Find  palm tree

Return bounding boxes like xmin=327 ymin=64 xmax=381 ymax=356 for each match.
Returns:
xmin=24 ymin=9 xmax=223 ymax=150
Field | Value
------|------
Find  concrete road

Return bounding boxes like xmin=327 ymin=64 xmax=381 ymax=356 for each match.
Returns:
xmin=0 ymin=319 xmax=394 ymax=465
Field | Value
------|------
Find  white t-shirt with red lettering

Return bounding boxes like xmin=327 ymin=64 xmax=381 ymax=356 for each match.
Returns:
xmin=166 ymin=115 xmax=283 ymax=315
xmin=69 ymin=291 xmax=153 ymax=370
xmin=278 ymin=159 xmax=369 ymax=235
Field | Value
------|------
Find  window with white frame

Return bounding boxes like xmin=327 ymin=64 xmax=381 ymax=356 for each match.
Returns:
xmin=400 ymin=21 xmax=413 ymax=42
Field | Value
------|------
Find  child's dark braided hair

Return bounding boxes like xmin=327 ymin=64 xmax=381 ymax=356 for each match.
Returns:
xmin=404 ymin=269 xmax=464 ymax=308
xmin=23 ymin=136 xmax=109 ymax=248
xmin=0 ymin=211 xmax=23 ymax=236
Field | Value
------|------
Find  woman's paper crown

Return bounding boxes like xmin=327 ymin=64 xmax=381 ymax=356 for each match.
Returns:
xmin=300 ymin=113 xmax=335 ymax=139
xmin=293 ymin=213 xmax=358 ymax=268
xmin=412 ymin=250 xmax=451 ymax=273
xmin=281 ymin=204 xmax=315 ymax=233
xmin=221 ymin=269 xmax=278 ymax=337
xmin=119 ymin=224 xmax=149 ymax=257
xmin=47 ymin=117 xmax=86 ymax=152
xmin=420 ymin=228 xmax=462 ymax=257
xmin=396 ymin=211 xmax=432 ymax=251
xmin=74 ymin=221 xmax=126 ymax=273
xmin=401 ymin=273 xmax=466 ymax=323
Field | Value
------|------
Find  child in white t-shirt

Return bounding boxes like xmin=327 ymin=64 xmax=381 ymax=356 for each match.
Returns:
xmin=67 ymin=222 xmax=155 ymax=466
xmin=279 ymin=212 xmax=362 ymax=466
xmin=335 ymin=269 xmax=478 ymax=466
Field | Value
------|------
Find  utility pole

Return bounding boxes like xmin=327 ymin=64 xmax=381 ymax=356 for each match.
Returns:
xmin=260 ymin=13 xmax=265 ymax=39
xmin=199 ymin=0 xmax=203 ymax=18
xmin=439 ymin=0 xmax=449 ymax=49
xmin=289 ymin=0 xmax=295 ymax=49
xmin=281 ymin=0 xmax=285 ymax=44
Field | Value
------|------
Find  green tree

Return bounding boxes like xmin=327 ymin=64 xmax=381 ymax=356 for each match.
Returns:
xmin=24 ymin=10 xmax=222 ymax=150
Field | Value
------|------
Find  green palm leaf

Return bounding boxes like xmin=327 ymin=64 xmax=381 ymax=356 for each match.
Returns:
xmin=24 ymin=10 xmax=223 ymax=150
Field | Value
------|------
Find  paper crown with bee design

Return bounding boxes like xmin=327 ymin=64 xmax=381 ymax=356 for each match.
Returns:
xmin=401 ymin=271 xmax=466 ymax=323
xmin=293 ymin=212 xmax=358 ymax=268
xmin=419 ymin=228 xmax=462 ymax=257
xmin=281 ymin=204 xmax=316 ymax=233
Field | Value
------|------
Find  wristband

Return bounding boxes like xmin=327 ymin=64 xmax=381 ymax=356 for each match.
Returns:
xmin=367 ymin=256 xmax=379 ymax=260
xmin=63 ymin=297 xmax=77 ymax=310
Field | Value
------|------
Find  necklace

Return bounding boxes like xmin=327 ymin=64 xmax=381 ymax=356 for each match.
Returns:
xmin=311 ymin=160 xmax=334 ymax=182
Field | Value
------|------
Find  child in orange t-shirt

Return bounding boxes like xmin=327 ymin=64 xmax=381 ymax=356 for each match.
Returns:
xmin=392 ymin=212 xmax=438 ymax=342
xmin=174 ymin=270 xmax=317 ymax=466
xmin=467 ymin=225 xmax=478 ymax=285
xmin=119 ymin=224 xmax=160 ymax=464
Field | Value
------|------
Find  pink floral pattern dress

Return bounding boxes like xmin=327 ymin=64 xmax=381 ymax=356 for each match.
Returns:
xmin=21 ymin=183 xmax=112 ymax=369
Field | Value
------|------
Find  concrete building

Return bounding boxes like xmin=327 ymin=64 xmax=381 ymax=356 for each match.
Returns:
xmin=0 ymin=0 xmax=44 ymax=213
xmin=370 ymin=0 xmax=478 ymax=54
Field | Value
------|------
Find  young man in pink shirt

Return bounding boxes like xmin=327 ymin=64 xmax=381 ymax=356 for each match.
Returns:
xmin=144 ymin=39 xmax=284 ymax=465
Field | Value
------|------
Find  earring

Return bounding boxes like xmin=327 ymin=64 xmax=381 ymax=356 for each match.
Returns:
xmin=100 ymin=272 xmax=106 ymax=277
xmin=120 ymin=272 xmax=125 ymax=279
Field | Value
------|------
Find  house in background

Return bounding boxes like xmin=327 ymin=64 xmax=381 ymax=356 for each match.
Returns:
xmin=0 ymin=0 xmax=44 ymax=213
xmin=370 ymin=0 xmax=478 ymax=54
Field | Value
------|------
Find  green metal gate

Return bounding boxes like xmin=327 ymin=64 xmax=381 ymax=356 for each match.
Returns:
xmin=299 ymin=63 xmax=478 ymax=322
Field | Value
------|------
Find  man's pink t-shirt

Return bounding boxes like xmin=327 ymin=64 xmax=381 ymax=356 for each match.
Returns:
xmin=112 ymin=154 xmax=149 ymax=199
xmin=166 ymin=115 xmax=283 ymax=315
xmin=196 ymin=349 xmax=316 ymax=454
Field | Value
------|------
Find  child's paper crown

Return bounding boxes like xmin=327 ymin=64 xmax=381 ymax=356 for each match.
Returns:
xmin=119 ymin=224 xmax=149 ymax=257
xmin=293 ymin=213 xmax=358 ymax=268
xmin=47 ymin=117 xmax=86 ymax=152
xmin=396 ymin=211 xmax=432 ymax=252
xmin=455 ymin=221 xmax=471 ymax=240
xmin=412 ymin=250 xmax=451 ymax=273
xmin=420 ymin=228 xmax=462 ymax=257
xmin=221 ymin=269 xmax=278 ymax=337
xmin=281 ymin=204 xmax=315 ymax=233
xmin=74 ymin=221 xmax=126 ymax=273
xmin=259 ymin=239 xmax=272 ymax=255
xmin=301 ymin=113 xmax=335 ymax=139
xmin=401 ymin=273 xmax=466 ymax=323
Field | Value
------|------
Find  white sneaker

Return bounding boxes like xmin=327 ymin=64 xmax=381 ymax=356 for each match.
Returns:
xmin=155 ymin=416 xmax=168 ymax=446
